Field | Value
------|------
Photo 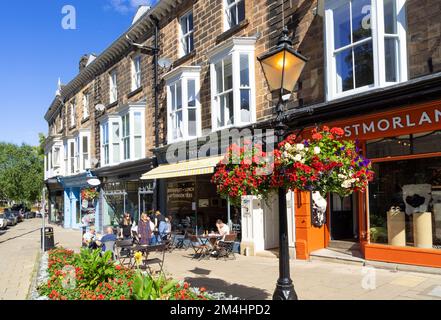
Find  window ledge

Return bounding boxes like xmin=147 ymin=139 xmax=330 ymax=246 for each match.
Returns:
xmin=81 ymin=117 xmax=90 ymax=124
xmin=173 ymin=50 xmax=197 ymax=68
xmin=106 ymin=101 xmax=118 ymax=109
xmin=127 ymin=86 xmax=143 ymax=99
xmin=216 ymin=19 xmax=249 ymax=44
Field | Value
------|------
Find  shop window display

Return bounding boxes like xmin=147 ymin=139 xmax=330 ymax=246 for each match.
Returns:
xmin=368 ymin=132 xmax=441 ymax=249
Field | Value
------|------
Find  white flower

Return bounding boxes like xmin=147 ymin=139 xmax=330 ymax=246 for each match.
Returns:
xmin=296 ymin=143 xmax=305 ymax=151
xmin=282 ymin=151 xmax=289 ymax=159
xmin=294 ymin=154 xmax=302 ymax=162
xmin=314 ymin=147 xmax=321 ymax=154
xmin=341 ymin=180 xmax=353 ymax=188
xmin=338 ymin=174 xmax=347 ymax=179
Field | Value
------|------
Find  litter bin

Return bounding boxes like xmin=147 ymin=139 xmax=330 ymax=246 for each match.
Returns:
xmin=41 ymin=227 xmax=55 ymax=251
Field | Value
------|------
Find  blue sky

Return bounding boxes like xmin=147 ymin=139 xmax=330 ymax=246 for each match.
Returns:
xmin=0 ymin=0 xmax=157 ymax=146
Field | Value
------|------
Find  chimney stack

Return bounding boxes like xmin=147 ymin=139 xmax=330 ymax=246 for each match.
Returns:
xmin=79 ymin=54 xmax=89 ymax=72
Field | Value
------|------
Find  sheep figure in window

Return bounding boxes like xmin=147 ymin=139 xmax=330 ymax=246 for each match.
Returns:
xmin=311 ymin=191 xmax=327 ymax=227
xmin=402 ymin=184 xmax=432 ymax=215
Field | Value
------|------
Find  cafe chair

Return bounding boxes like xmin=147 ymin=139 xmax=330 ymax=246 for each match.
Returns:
xmin=116 ymin=239 xmax=134 ymax=267
xmin=190 ymin=235 xmax=210 ymax=260
xmin=217 ymin=233 xmax=237 ymax=261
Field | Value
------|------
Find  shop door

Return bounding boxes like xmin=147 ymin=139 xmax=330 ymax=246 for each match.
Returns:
xmin=264 ymin=194 xmax=279 ymax=249
xmin=330 ymin=194 xmax=357 ymax=241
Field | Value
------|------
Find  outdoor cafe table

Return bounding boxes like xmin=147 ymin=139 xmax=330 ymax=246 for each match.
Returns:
xmin=130 ymin=244 xmax=164 ymax=269
xmin=198 ymin=234 xmax=222 ymax=249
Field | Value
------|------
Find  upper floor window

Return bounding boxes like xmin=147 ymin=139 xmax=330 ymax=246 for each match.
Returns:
xmin=82 ymin=93 xmax=90 ymax=120
xmin=99 ymin=105 xmax=145 ymax=167
xmin=53 ymin=146 xmax=60 ymax=168
xmin=122 ymin=113 xmax=130 ymax=161
xmin=325 ymin=0 xmax=407 ymax=100
xmin=109 ymin=70 xmax=118 ymax=104
xmin=209 ymin=38 xmax=256 ymax=131
xmin=132 ymin=56 xmax=142 ymax=91
xmin=179 ymin=11 xmax=194 ymax=57
xmin=102 ymin=122 xmax=110 ymax=166
xmin=80 ymin=133 xmax=90 ymax=171
xmin=69 ymin=140 xmax=75 ymax=174
xmin=63 ymin=140 xmax=68 ymax=175
xmin=70 ymin=99 xmax=76 ymax=128
xmin=165 ymin=67 xmax=201 ymax=143
xmin=224 ymin=0 xmax=245 ymax=30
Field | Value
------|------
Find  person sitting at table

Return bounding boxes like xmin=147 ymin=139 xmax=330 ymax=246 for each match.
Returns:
xmin=138 ymin=213 xmax=153 ymax=245
xmin=119 ymin=212 xmax=133 ymax=240
xmin=82 ymin=226 xmax=99 ymax=249
xmin=216 ymin=219 xmax=230 ymax=240
xmin=100 ymin=226 xmax=118 ymax=252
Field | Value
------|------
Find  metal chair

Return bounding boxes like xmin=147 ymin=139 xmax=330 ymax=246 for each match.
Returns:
xmin=190 ymin=235 xmax=211 ymax=260
xmin=102 ymin=241 xmax=116 ymax=260
xmin=217 ymin=233 xmax=237 ymax=261
xmin=135 ymin=244 xmax=167 ymax=276
xmin=116 ymin=239 xmax=134 ymax=267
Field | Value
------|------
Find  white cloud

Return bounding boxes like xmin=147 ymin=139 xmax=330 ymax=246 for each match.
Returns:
xmin=107 ymin=0 xmax=156 ymax=14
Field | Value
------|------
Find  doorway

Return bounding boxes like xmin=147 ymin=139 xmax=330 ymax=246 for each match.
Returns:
xmin=329 ymin=193 xmax=358 ymax=241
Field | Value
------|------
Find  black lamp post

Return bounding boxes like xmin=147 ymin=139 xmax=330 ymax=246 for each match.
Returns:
xmin=258 ymin=27 xmax=308 ymax=300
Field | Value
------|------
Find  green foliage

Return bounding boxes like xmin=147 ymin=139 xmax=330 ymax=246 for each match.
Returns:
xmin=370 ymin=227 xmax=388 ymax=243
xmin=132 ymin=272 xmax=178 ymax=300
xmin=0 ymin=137 xmax=44 ymax=204
xmin=74 ymin=249 xmax=116 ymax=290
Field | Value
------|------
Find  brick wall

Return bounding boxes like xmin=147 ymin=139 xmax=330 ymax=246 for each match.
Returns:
xmin=407 ymin=0 xmax=441 ymax=78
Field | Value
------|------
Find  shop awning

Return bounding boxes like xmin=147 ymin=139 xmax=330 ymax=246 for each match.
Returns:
xmin=141 ymin=156 xmax=224 ymax=180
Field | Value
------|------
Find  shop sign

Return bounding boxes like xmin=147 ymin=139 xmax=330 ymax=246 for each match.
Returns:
xmin=330 ymin=103 xmax=441 ymax=140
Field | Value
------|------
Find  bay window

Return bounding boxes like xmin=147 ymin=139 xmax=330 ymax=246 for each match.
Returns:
xmin=325 ymin=0 xmax=407 ymax=100
xmin=69 ymin=140 xmax=75 ymax=174
xmin=180 ymin=11 xmax=194 ymax=57
xmin=79 ymin=131 xmax=90 ymax=171
xmin=224 ymin=0 xmax=245 ymax=31
xmin=164 ymin=66 xmax=201 ymax=143
xmin=64 ymin=140 xmax=68 ymax=175
xmin=122 ymin=114 xmax=130 ymax=161
xmin=132 ymin=56 xmax=142 ymax=91
xmin=99 ymin=104 xmax=145 ymax=166
xmin=75 ymin=136 xmax=80 ymax=173
xmin=53 ymin=147 xmax=60 ymax=168
xmin=209 ymin=38 xmax=256 ymax=131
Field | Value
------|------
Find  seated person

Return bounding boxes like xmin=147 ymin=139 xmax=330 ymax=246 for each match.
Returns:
xmin=216 ymin=219 xmax=230 ymax=240
xmin=100 ymin=226 xmax=118 ymax=252
xmin=82 ymin=226 xmax=98 ymax=249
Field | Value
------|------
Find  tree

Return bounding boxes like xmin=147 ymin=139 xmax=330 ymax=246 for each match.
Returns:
xmin=0 ymin=140 xmax=44 ymax=205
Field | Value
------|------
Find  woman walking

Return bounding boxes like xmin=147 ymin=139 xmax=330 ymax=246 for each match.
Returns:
xmin=119 ymin=212 xmax=133 ymax=240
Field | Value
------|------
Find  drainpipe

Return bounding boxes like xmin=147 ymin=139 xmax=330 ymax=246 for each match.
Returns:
xmin=152 ymin=16 xmax=160 ymax=149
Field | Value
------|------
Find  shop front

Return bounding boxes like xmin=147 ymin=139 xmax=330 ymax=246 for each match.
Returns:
xmin=295 ymin=100 xmax=441 ymax=268
xmin=94 ymin=158 xmax=155 ymax=233
xmin=141 ymin=156 xmax=240 ymax=237
xmin=45 ymin=178 xmax=64 ymax=225
xmin=59 ymin=172 xmax=100 ymax=230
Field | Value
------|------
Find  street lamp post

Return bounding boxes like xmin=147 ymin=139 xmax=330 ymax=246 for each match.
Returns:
xmin=258 ymin=27 xmax=308 ymax=300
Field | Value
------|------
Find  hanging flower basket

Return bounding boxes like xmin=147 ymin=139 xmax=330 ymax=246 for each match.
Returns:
xmin=81 ymin=187 xmax=99 ymax=202
xmin=211 ymin=141 xmax=274 ymax=206
xmin=212 ymin=127 xmax=374 ymax=223
xmin=275 ymin=126 xmax=374 ymax=196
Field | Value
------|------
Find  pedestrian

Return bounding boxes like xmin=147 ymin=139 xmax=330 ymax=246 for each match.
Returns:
xmin=154 ymin=210 xmax=167 ymax=243
xmin=119 ymin=212 xmax=133 ymax=240
xmin=82 ymin=226 xmax=99 ymax=249
xmin=138 ymin=213 xmax=152 ymax=246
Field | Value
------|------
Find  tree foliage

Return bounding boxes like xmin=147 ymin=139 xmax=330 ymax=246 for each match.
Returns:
xmin=0 ymin=136 xmax=45 ymax=204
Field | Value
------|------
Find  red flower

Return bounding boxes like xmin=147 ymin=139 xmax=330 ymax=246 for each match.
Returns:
xmin=312 ymin=133 xmax=323 ymax=140
xmin=330 ymin=127 xmax=344 ymax=136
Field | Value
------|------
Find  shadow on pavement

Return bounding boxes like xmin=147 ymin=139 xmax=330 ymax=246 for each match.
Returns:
xmin=184 ymin=276 xmax=270 ymax=300
xmin=189 ymin=267 xmax=211 ymax=276
xmin=0 ymin=228 xmax=40 ymax=244
xmin=0 ymin=230 xmax=6 ymax=236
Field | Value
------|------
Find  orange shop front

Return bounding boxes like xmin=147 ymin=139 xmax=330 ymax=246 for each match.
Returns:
xmin=294 ymin=100 xmax=441 ymax=268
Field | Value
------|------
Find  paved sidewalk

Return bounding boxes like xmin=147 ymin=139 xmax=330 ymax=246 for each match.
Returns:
xmin=0 ymin=219 xmax=82 ymax=300
xmin=162 ymin=250 xmax=441 ymax=300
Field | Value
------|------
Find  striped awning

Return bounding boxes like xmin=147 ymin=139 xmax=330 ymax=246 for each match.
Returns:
xmin=141 ymin=156 xmax=224 ymax=180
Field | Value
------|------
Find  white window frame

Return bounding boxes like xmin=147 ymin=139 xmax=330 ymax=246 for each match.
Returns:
xmin=164 ymin=66 xmax=202 ymax=143
xmin=208 ymin=37 xmax=257 ymax=132
xmin=109 ymin=70 xmax=118 ymax=104
xmin=122 ymin=113 xmax=131 ymax=161
xmin=63 ymin=140 xmax=68 ymax=176
xmin=100 ymin=121 xmax=110 ymax=166
xmin=53 ymin=146 xmax=60 ymax=168
xmin=99 ymin=104 xmax=145 ymax=167
xmin=179 ymin=10 xmax=194 ymax=57
xmin=131 ymin=55 xmax=142 ymax=91
xmin=82 ymin=92 xmax=90 ymax=120
xmin=223 ymin=0 xmax=246 ymax=31
xmin=70 ymin=99 xmax=76 ymax=128
xmin=324 ymin=0 xmax=407 ymax=101
xmin=77 ymin=130 xmax=91 ymax=171
xmin=69 ymin=139 xmax=75 ymax=174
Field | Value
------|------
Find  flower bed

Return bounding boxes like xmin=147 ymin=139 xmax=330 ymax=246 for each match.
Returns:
xmin=36 ymin=248 xmax=212 ymax=301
